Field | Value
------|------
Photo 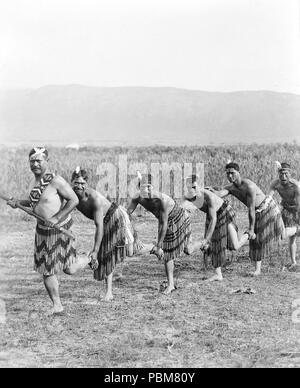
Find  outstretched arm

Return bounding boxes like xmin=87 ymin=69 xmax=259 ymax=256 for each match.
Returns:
xmin=7 ymin=198 xmax=31 ymax=208
xmin=127 ymin=196 xmax=140 ymax=216
xmin=267 ymin=180 xmax=278 ymax=198
xmin=247 ymin=184 xmax=257 ymax=240
xmin=208 ymin=185 xmax=231 ymax=199
xmin=204 ymin=196 xmax=218 ymax=244
xmin=295 ymin=185 xmax=300 ymax=216
xmin=157 ymin=203 xmax=169 ymax=249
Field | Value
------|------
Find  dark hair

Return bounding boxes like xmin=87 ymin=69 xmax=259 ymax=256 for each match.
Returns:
xmin=28 ymin=147 xmax=49 ymax=159
xmin=71 ymin=168 xmax=89 ymax=182
xmin=225 ymin=162 xmax=240 ymax=171
xmin=280 ymin=162 xmax=291 ymax=170
xmin=138 ymin=173 xmax=153 ymax=188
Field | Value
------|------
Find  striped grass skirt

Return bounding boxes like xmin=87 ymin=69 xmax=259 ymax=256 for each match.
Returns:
xmin=162 ymin=203 xmax=191 ymax=262
xmin=34 ymin=217 xmax=77 ymax=276
xmin=281 ymin=206 xmax=299 ymax=227
xmin=250 ymin=197 xmax=285 ymax=262
xmin=94 ymin=203 xmax=126 ymax=281
xmin=204 ymin=200 xmax=238 ymax=268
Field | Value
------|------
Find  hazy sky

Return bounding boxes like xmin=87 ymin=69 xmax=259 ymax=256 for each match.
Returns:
xmin=0 ymin=0 xmax=299 ymax=93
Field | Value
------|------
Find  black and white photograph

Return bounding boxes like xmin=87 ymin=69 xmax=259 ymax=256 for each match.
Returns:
xmin=0 ymin=0 xmax=299 ymax=370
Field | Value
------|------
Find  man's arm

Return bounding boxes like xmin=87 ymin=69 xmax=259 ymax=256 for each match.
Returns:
xmin=295 ymin=184 xmax=300 ymax=216
xmin=49 ymin=176 xmax=79 ymax=223
xmin=267 ymin=180 xmax=278 ymax=198
xmin=203 ymin=195 xmax=218 ymax=244
xmin=246 ymin=183 xmax=257 ymax=239
xmin=7 ymin=198 xmax=31 ymax=208
xmin=157 ymin=202 xmax=169 ymax=249
xmin=208 ymin=185 xmax=231 ymax=198
xmin=91 ymin=197 xmax=104 ymax=255
xmin=127 ymin=196 xmax=140 ymax=216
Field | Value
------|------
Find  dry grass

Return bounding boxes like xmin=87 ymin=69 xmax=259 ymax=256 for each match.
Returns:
xmin=2 ymin=143 xmax=300 ymax=215
xmin=0 ymin=212 xmax=300 ymax=368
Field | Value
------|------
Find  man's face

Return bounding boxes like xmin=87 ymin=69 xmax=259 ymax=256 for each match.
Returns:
xmin=226 ymin=168 xmax=240 ymax=184
xmin=279 ymin=169 xmax=291 ymax=185
xmin=72 ymin=177 xmax=87 ymax=198
xmin=139 ymin=182 xmax=153 ymax=199
xmin=29 ymin=154 xmax=48 ymax=175
xmin=186 ymin=179 xmax=198 ymax=199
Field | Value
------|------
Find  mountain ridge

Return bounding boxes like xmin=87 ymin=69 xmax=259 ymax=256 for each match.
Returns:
xmin=1 ymin=86 xmax=299 ymax=146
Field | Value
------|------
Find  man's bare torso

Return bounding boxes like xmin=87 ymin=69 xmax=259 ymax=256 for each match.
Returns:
xmin=200 ymin=190 xmax=224 ymax=214
xmin=227 ymin=179 xmax=265 ymax=208
xmin=137 ymin=192 xmax=175 ymax=219
xmin=31 ymin=176 xmax=64 ymax=221
xmin=77 ymin=188 xmax=111 ymax=220
xmin=273 ymin=179 xmax=300 ymax=208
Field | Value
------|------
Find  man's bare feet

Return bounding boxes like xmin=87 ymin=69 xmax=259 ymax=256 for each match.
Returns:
xmin=113 ymin=273 xmax=124 ymax=281
xmin=206 ymin=274 xmax=223 ymax=282
xmin=250 ymin=270 xmax=261 ymax=277
xmin=103 ymin=293 xmax=114 ymax=302
xmin=162 ymin=286 xmax=176 ymax=295
xmin=48 ymin=304 xmax=64 ymax=315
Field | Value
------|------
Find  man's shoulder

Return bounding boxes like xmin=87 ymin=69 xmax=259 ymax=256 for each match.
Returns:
xmin=270 ymin=179 xmax=281 ymax=189
xmin=289 ymin=178 xmax=300 ymax=189
xmin=50 ymin=174 xmax=69 ymax=186
xmin=242 ymin=178 xmax=259 ymax=190
xmin=89 ymin=189 xmax=109 ymax=205
xmin=130 ymin=192 xmax=141 ymax=201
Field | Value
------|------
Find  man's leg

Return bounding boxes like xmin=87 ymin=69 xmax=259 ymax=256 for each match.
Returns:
xmin=43 ymin=275 xmax=64 ymax=314
xmin=184 ymin=234 xmax=192 ymax=255
xmin=163 ymin=259 xmax=175 ymax=294
xmin=252 ymin=260 xmax=262 ymax=276
xmin=289 ymin=235 xmax=297 ymax=266
xmin=127 ymin=243 xmax=134 ymax=257
xmin=64 ymin=255 xmax=94 ymax=275
xmin=104 ymin=273 xmax=114 ymax=301
xmin=207 ymin=266 xmax=223 ymax=282
xmin=228 ymin=223 xmax=249 ymax=250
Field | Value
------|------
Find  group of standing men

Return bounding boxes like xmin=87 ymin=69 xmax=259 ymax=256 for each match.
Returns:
xmin=7 ymin=148 xmax=300 ymax=315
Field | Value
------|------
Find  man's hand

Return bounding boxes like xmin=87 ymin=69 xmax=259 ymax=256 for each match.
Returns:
xmin=200 ymin=239 xmax=210 ymax=252
xmin=7 ymin=198 xmax=19 ymax=209
xmin=47 ymin=216 xmax=60 ymax=226
xmin=88 ymin=250 xmax=99 ymax=271
xmin=247 ymin=230 xmax=256 ymax=240
xmin=150 ymin=245 xmax=164 ymax=260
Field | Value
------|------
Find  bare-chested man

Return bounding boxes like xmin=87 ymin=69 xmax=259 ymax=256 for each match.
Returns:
xmin=182 ymin=175 xmax=249 ymax=281
xmin=127 ymin=173 xmax=191 ymax=294
xmin=268 ymin=162 xmax=300 ymax=267
xmin=71 ymin=167 xmax=129 ymax=301
xmin=8 ymin=147 xmax=91 ymax=314
xmin=211 ymin=162 xmax=285 ymax=276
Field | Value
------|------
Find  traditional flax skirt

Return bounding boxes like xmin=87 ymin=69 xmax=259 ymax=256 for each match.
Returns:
xmin=94 ymin=203 xmax=126 ymax=281
xmin=34 ymin=216 xmax=77 ymax=276
xmin=281 ymin=205 xmax=299 ymax=227
xmin=250 ymin=197 xmax=285 ymax=262
xmin=204 ymin=200 xmax=238 ymax=268
xmin=119 ymin=206 xmax=135 ymax=245
xmin=162 ymin=203 xmax=191 ymax=262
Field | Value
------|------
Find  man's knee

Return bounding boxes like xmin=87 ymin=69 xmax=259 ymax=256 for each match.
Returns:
xmin=64 ymin=266 xmax=76 ymax=275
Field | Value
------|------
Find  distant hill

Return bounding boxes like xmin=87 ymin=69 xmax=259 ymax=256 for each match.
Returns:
xmin=0 ymin=85 xmax=300 ymax=146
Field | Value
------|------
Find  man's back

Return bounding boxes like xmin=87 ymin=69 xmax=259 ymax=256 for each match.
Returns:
xmin=77 ymin=188 xmax=111 ymax=220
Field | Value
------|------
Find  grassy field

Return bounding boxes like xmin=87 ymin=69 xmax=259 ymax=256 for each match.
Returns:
xmin=0 ymin=210 xmax=300 ymax=368
xmin=1 ymin=143 xmax=300 ymax=215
